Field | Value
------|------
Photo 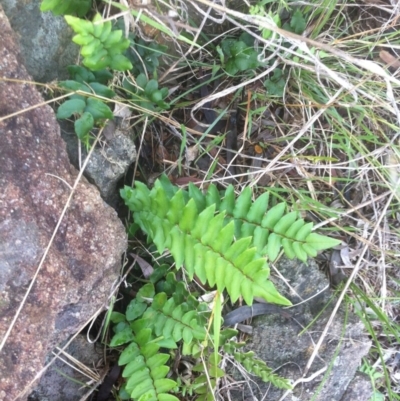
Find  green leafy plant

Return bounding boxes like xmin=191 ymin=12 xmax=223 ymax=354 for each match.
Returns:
xmin=56 ymin=66 xmax=115 ymax=146
xmin=219 ymin=38 xmax=261 ymax=76
xmin=40 ymin=0 xmax=92 ymax=17
xmin=123 ymin=73 xmax=170 ymax=112
xmin=110 ymin=269 xmax=292 ymax=400
xmin=115 ymin=176 xmax=338 ymax=398
xmin=65 ymin=13 xmax=133 ymax=71
xmin=264 ymin=67 xmax=287 ymax=97
xmin=223 ymin=341 xmax=292 ymax=389
xmin=126 ymin=35 xmax=168 ymax=76
xmin=286 ymin=9 xmax=307 ymax=34
xmin=249 ymin=2 xmax=307 ymax=38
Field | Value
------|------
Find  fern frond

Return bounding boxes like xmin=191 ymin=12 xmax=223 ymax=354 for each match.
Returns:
xmin=122 ymin=182 xmax=290 ymax=306
xmin=114 ymin=328 xmax=179 ymax=401
xmin=142 ymin=292 xmax=207 ymax=344
xmin=156 ymin=176 xmax=340 ymax=262
xmin=224 ymin=341 xmax=292 ymax=390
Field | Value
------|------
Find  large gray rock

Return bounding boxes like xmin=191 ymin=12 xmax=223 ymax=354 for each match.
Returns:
xmin=0 ymin=6 xmax=127 ymax=400
xmin=0 ymin=0 xmax=79 ymax=82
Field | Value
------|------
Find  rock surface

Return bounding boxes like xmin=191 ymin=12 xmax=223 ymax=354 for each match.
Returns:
xmin=27 ymin=335 xmax=104 ymax=401
xmin=228 ymin=258 xmax=372 ymax=401
xmin=0 ymin=0 xmax=79 ymax=82
xmin=60 ymin=115 xmax=137 ymax=208
xmin=0 ymin=6 xmax=127 ymax=400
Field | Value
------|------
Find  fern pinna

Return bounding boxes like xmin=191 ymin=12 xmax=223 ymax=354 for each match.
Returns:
xmin=121 ymin=176 xmax=340 ymax=306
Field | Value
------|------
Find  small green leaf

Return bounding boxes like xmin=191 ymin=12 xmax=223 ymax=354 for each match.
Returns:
xmin=220 ymin=185 xmax=235 ymax=214
xmin=72 ymin=33 xmax=94 ymax=46
xmin=306 ymin=233 xmax=341 ymax=250
xmin=290 ymin=9 xmax=307 ymax=34
xmin=145 ymin=79 xmax=159 ymax=96
xmin=67 ymin=66 xmax=95 ymax=83
xmin=110 ymin=312 xmax=126 ymax=324
xmin=99 ymin=20 xmax=113 ymax=42
xmin=119 ymin=342 xmax=140 ymax=365
xmin=92 ymin=14 xmax=104 ymax=37
xmin=295 ymin=222 xmax=313 ymax=241
xmin=302 ymin=243 xmax=318 ymax=258
xmin=224 ymin=237 xmax=252 ymax=261
xmin=74 ymin=112 xmax=94 ymax=140
xmin=273 ymin=211 xmax=298 ymax=235
xmin=110 ymin=327 xmax=135 ymax=347
xmin=266 ymin=233 xmax=281 ymax=261
xmin=110 ymin=54 xmax=133 ymax=71
xmin=233 ymin=186 xmax=252 ymax=219
xmin=65 ymin=15 xmax=94 ymax=35
xmin=179 ymin=198 xmax=198 ymax=232
xmin=84 ymin=97 xmax=113 ymax=120
xmin=59 ymin=80 xmax=89 ymax=92
xmin=126 ymin=299 xmax=148 ymax=321
xmin=40 ymin=0 xmax=61 ymax=12
xmin=57 ymin=98 xmax=86 ymax=119
xmin=247 ymin=192 xmax=269 ymax=222
xmin=136 ymin=73 xmax=148 ymax=90
xmin=88 ymin=82 xmax=115 ymax=98
xmin=261 ymin=202 xmax=286 ymax=229
xmin=292 ymin=241 xmax=308 ymax=262
xmin=206 ymin=184 xmax=220 ymax=208
xmin=102 ymin=30 xmax=124 ymax=47
xmin=285 ymin=218 xmax=305 ymax=238
xmin=281 ymin=238 xmax=296 ymax=259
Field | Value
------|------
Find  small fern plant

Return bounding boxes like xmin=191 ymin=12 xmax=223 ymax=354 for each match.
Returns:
xmin=110 ymin=271 xmax=292 ymax=400
xmin=112 ymin=177 xmax=340 ymax=400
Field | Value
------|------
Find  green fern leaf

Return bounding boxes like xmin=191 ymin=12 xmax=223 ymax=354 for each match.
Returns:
xmin=295 ymin=222 xmax=313 ymax=240
xmin=205 ymin=184 xmax=221 ymax=208
xmin=193 ymin=243 xmax=208 ymax=284
xmin=213 ymin=220 xmax=235 ymax=254
xmin=189 ymin=182 xmax=207 ymax=211
xmin=153 ymin=182 xmax=171 ymax=218
xmin=281 ymin=238 xmax=296 ymax=259
xmin=220 ymin=185 xmax=235 ymax=214
xmin=233 ymin=186 xmax=252 ymax=218
xmin=183 ymin=235 xmax=196 ymax=276
xmin=301 ymin=242 xmax=318 ymax=257
xmin=154 ymin=378 xmax=177 ymax=393
xmin=247 ymin=192 xmax=269 ymax=222
xmin=126 ymin=299 xmax=148 ymax=321
xmin=167 ymin=190 xmax=186 ymax=225
xmin=292 ymin=241 xmax=308 ymax=262
xmin=273 ymin=211 xmax=298 ymax=235
xmin=253 ymin=226 xmax=270 ymax=253
xmin=240 ymin=221 xmax=256 ymax=238
xmin=169 ymin=226 xmax=185 ymax=267
xmin=191 ymin=205 xmax=216 ymax=238
xmin=224 ymin=341 xmax=292 ymax=390
xmin=261 ymin=202 xmax=286 ymax=229
xmin=306 ymin=233 xmax=341 ymax=250
xmin=201 ymin=213 xmax=226 ymax=245
xmin=224 ymin=237 xmax=252 ymax=261
xmin=143 ymin=294 xmax=207 ymax=343
xmin=285 ymin=218 xmax=306 ymax=238
xmin=266 ymin=232 xmax=282 ymax=261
